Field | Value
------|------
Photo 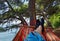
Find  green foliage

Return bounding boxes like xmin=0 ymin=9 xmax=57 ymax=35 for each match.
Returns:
xmin=0 ymin=27 xmax=6 ymax=32
xmin=8 ymin=0 xmax=23 ymax=6
xmin=49 ymin=12 xmax=60 ymax=28
xmin=14 ymin=4 xmax=28 ymax=14
xmin=10 ymin=25 xmax=18 ymax=28
xmin=47 ymin=6 xmax=59 ymax=15
xmin=36 ymin=0 xmax=44 ymax=10
xmin=54 ymin=21 xmax=60 ymax=28
xmin=0 ymin=4 xmax=28 ymax=20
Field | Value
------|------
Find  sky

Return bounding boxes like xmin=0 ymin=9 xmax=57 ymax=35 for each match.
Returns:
xmin=0 ymin=2 xmax=9 ymax=14
xmin=24 ymin=0 xmax=29 ymax=4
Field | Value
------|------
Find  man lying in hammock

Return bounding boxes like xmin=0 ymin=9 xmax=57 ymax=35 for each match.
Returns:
xmin=24 ymin=19 xmax=45 ymax=41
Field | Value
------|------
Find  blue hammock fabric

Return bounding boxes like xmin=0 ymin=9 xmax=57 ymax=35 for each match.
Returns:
xmin=24 ymin=31 xmax=45 ymax=41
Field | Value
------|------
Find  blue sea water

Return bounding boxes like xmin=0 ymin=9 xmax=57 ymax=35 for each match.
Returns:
xmin=0 ymin=28 xmax=19 ymax=41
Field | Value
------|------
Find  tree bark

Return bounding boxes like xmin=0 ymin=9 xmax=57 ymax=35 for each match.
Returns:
xmin=29 ymin=0 xmax=36 ymax=26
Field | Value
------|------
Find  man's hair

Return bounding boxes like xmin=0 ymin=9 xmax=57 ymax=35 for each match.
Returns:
xmin=35 ymin=19 xmax=44 ymax=32
xmin=35 ymin=19 xmax=41 ymax=29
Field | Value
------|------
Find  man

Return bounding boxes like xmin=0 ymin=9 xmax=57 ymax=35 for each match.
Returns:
xmin=40 ymin=17 xmax=44 ymax=32
xmin=24 ymin=19 xmax=45 ymax=41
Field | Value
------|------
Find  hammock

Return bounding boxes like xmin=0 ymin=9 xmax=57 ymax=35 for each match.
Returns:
xmin=13 ymin=25 xmax=60 ymax=41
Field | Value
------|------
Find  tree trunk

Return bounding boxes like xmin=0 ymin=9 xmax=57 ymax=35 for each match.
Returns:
xmin=29 ymin=0 xmax=36 ymax=26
